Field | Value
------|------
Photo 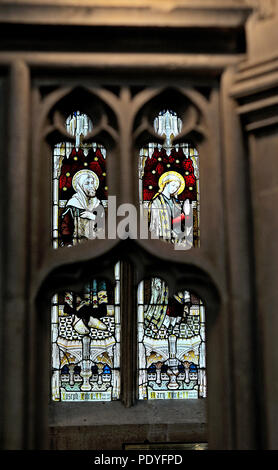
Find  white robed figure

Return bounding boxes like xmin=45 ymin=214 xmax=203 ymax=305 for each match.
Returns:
xmin=60 ymin=169 xmax=107 ymax=335
xmin=61 ymin=169 xmax=105 ymax=245
xmin=148 ymin=171 xmax=192 ymax=246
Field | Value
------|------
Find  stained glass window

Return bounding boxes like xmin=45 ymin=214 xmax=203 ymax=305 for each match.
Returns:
xmin=139 ymin=110 xmax=200 ymax=249
xmin=51 ymin=112 xmax=120 ymax=402
xmin=51 ymin=262 xmax=121 ymax=402
xmin=138 ymin=277 xmax=206 ymax=400
xmin=51 ymin=109 xmax=205 ymax=404
xmin=52 ymin=111 xmax=107 ymax=249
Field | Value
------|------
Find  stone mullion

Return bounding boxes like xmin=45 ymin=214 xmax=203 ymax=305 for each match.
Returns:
xmin=117 ymin=88 xmax=138 ymax=407
xmin=120 ymin=260 xmax=137 ymax=408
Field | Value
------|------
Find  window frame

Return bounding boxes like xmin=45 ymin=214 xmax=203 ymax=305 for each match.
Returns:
xmin=33 ymin=69 xmax=222 ymax=449
xmin=0 ymin=2 xmax=255 ymax=450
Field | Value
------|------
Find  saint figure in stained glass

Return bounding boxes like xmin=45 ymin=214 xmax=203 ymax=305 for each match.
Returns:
xmin=148 ymin=170 xmax=193 ymax=247
xmin=60 ymin=169 xmax=105 ymax=246
xmin=52 ymin=111 xmax=108 ymax=249
xmin=139 ymin=110 xmax=200 ymax=248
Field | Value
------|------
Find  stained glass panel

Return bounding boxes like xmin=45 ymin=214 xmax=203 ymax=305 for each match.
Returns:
xmin=51 ymin=262 xmax=121 ymax=402
xmin=138 ymin=277 xmax=206 ymax=400
xmin=52 ymin=111 xmax=107 ymax=248
xmin=139 ymin=110 xmax=200 ymax=249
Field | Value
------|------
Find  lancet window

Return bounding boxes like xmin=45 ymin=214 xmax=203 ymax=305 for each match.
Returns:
xmin=51 ymin=111 xmax=120 ymax=402
xmin=139 ymin=110 xmax=200 ymax=249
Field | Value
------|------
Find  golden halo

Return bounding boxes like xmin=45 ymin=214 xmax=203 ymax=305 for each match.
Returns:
xmin=72 ymin=169 xmax=99 ymax=191
xmin=158 ymin=171 xmax=185 ymax=195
